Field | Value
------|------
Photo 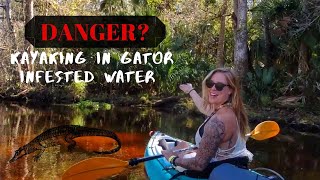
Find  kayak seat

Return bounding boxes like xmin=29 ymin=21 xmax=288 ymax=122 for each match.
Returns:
xmin=158 ymin=139 xmax=178 ymax=150
xmin=209 ymin=163 xmax=270 ymax=180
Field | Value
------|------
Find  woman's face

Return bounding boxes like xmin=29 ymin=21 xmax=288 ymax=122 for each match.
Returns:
xmin=207 ymin=72 xmax=233 ymax=106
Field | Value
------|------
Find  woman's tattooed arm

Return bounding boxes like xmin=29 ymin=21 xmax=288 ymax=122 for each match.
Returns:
xmin=175 ymin=116 xmax=225 ymax=171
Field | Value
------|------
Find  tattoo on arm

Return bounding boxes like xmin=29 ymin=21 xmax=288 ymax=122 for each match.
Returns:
xmin=176 ymin=117 xmax=225 ymax=171
xmin=228 ymin=138 xmax=233 ymax=149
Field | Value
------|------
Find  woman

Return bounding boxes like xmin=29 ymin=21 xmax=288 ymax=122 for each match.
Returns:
xmin=162 ymin=68 xmax=253 ymax=178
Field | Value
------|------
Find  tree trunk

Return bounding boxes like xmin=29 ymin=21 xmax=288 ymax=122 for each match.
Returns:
xmin=248 ymin=47 xmax=254 ymax=72
xmin=263 ymin=15 xmax=272 ymax=68
xmin=25 ymin=0 xmax=34 ymax=72
xmin=233 ymin=0 xmax=248 ymax=81
xmin=232 ymin=0 xmax=238 ymax=31
xmin=4 ymin=0 xmax=22 ymax=80
xmin=297 ymin=0 xmax=310 ymax=76
xmin=216 ymin=0 xmax=228 ymax=68
xmin=4 ymin=0 xmax=17 ymax=50
xmin=298 ymin=41 xmax=309 ymax=74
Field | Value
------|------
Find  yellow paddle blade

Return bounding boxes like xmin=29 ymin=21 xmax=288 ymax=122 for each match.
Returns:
xmin=62 ymin=157 xmax=128 ymax=180
xmin=248 ymin=121 xmax=280 ymax=140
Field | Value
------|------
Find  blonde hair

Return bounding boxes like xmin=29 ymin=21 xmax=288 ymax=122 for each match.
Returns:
xmin=202 ymin=68 xmax=250 ymax=137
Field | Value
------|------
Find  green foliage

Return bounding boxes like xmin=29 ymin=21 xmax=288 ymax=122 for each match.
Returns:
xmin=246 ymin=0 xmax=320 ymax=109
xmin=2 ymin=0 xmax=319 ymax=112
xmin=246 ymin=66 xmax=276 ymax=105
xmin=154 ymin=51 xmax=215 ymax=94
xmin=67 ymin=82 xmax=87 ymax=101
xmin=252 ymin=0 xmax=300 ymax=20
xmin=76 ymin=100 xmax=100 ymax=111
xmin=71 ymin=113 xmax=86 ymax=126
xmin=76 ymin=100 xmax=112 ymax=111
xmin=205 ymin=0 xmax=216 ymax=6
xmin=139 ymin=93 xmax=151 ymax=105
xmin=101 ymin=103 xmax=112 ymax=110
xmin=281 ymin=59 xmax=320 ymax=110
xmin=147 ymin=0 xmax=164 ymax=7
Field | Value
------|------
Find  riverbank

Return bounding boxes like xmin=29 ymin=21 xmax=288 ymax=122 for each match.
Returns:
xmin=1 ymin=93 xmax=319 ymax=136
xmin=147 ymin=96 xmax=320 ymax=135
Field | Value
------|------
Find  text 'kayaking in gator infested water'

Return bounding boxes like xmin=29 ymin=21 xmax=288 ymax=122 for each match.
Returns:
xmin=11 ymin=51 xmax=173 ymax=84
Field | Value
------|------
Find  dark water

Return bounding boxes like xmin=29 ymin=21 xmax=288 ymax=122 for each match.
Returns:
xmin=0 ymin=103 xmax=319 ymax=180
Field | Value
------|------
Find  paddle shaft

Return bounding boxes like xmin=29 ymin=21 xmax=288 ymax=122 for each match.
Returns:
xmin=128 ymin=146 xmax=197 ymax=166
xmin=129 ymin=154 xmax=163 ymax=166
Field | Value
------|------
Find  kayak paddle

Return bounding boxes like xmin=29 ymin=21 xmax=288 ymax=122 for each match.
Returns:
xmin=62 ymin=147 xmax=196 ymax=180
xmin=62 ymin=120 xmax=280 ymax=180
xmin=246 ymin=121 xmax=280 ymax=140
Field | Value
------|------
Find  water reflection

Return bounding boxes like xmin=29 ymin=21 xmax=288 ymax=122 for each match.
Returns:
xmin=0 ymin=103 xmax=320 ymax=180
xmin=248 ymin=131 xmax=320 ymax=180
xmin=0 ymin=103 xmax=153 ymax=180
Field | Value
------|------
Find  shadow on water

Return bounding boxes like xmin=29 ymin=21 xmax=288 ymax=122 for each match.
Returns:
xmin=0 ymin=103 xmax=320 ymax=180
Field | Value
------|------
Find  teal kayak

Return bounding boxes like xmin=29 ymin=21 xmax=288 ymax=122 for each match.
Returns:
xmin=144 ymin=131 xmax=284 ymax=180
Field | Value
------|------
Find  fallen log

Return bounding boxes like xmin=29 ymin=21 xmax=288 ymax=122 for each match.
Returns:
xmin=152 ymin=96 xmax=182 ymax=107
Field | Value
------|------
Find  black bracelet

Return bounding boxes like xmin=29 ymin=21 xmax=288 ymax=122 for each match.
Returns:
xmin=172 ymin=157 xmax=178 ymax=166
xmin=188 ymin=89 xmax=195 ymax=95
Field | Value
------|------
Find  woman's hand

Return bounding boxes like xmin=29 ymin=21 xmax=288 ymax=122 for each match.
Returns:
xmin=162 ymin=142 xmax=193 ymax=158
xmin=162 ymin=150 xmax=175 ymax=160
xmin=179 ymin=83 xmax=193 ymax=94
xmin=173 ymin=141 xmax=190 ymax=150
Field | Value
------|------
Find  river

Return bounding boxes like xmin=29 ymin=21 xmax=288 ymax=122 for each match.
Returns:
xmin=0 ymin=103 xmax=319 ymax=180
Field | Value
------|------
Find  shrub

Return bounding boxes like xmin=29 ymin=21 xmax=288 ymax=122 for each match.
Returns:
xmin=68 ymin=82 xmax=87 ymax=101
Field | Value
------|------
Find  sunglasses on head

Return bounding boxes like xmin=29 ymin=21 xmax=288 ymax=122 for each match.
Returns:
xmin=205 ymin=79 xmax=229 ymax=91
